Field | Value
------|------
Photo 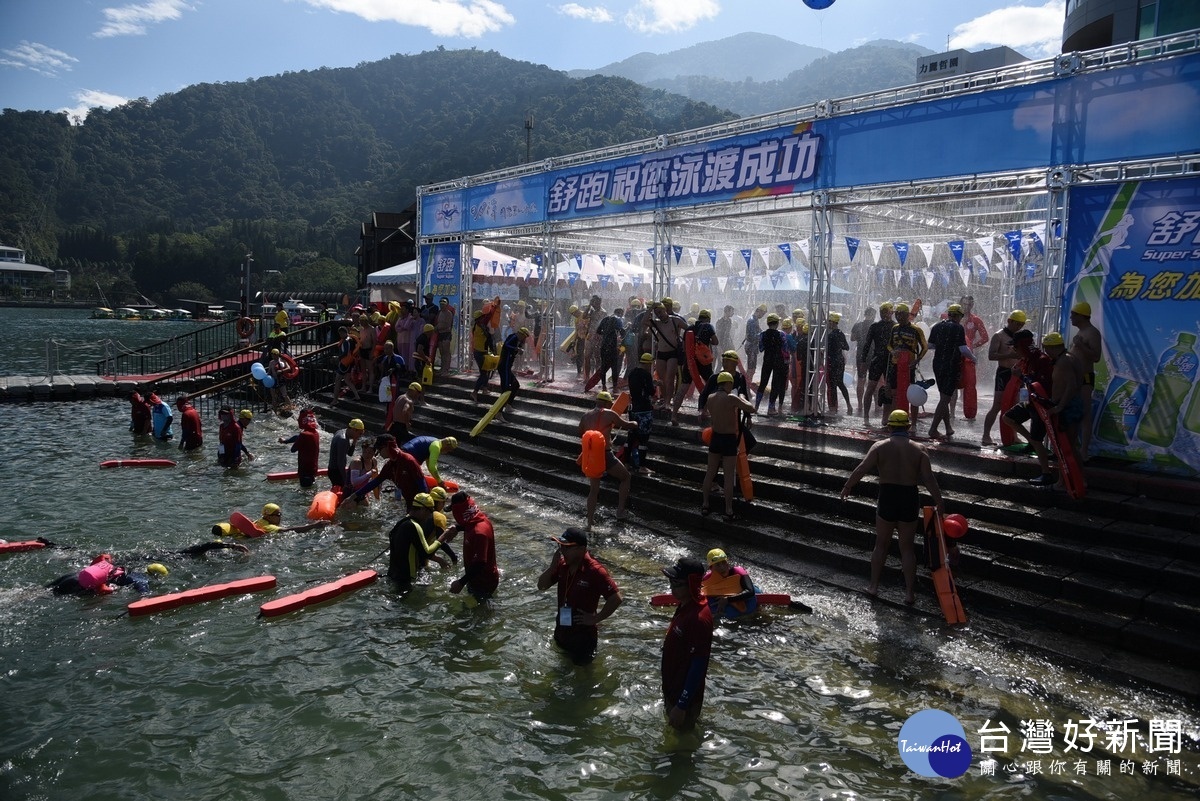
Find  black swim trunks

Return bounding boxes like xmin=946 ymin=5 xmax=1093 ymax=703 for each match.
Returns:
xmin=709 ymin=432 xmax=739 ymax=457
xmin=877 ymin=483 xmax=919 ymax=523
xmin=994 ymin=365 xmax=1014 ymax=393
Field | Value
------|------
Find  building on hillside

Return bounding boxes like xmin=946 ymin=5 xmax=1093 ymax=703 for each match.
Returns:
xmin=0 ymin=244 xmax=58 ymax=296
xmin=915 ymin=46 xmax=1030 ymax=82
xmin=357 ymin=205 xmax=416 ymax=288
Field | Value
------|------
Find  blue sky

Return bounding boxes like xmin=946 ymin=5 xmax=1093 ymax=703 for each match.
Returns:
xmin=1 ymin=1 xmax=1066 ymax=122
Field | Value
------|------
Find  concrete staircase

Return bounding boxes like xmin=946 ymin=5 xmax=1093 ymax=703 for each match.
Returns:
xmin=313 ymin=373 xmax=1200 ymax=697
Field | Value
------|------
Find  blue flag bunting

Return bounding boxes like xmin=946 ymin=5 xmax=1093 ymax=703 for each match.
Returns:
xmin=1004 ymin=231 xmax=1023 ymax=263
xmin=947 ymin=240 xmax=965 ymax=267
xmin=741 ymin=249 xmax=753 ymax=269
xmin=778 ymin=243 xmax=792 ymax=263
xmin=672 ymin=245 xmax=683 ymax=263
xmin=893 ymin=242 xmax=909 ymax=266
xmin=845 ymin=237 xmax=860 ymax=262
xmin=706 ymin=248 xmax=717 ymax=267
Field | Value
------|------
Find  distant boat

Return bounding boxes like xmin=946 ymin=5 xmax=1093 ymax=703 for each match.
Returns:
xmin=92 ymin=307 xmax=114 ymax=319
xmin=115 ymin=307 xmax=142 ymax=320
xmin=167 ymin=308 xmax=193 ymax=320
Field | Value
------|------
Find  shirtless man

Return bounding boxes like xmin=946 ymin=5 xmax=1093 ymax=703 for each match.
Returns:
xmin=644 ymin=299 xmax=687 ymax=411
xmin=1068 ymin=301 xmax=1102 ymax=460
xmin=701 ymin=372 xmax=756 ymax=520
xmin=578 ymin=390 xmax=635 ymax=529
xmin=840 ymin=409 xmax=944 ymax=605
xmin=581 ymin=294 xmax=606 ymax=380
xmin=357 ymin=315 xmax=378 ymax=394
xmin=387 ymin=381 xmax=422 ymax=443
xmin=981 ymin=310 xmax=1027 ymax=445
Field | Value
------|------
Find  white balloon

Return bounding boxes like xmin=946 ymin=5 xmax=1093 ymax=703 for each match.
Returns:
xmin=906 ymin=384 xmax=928 ymax=406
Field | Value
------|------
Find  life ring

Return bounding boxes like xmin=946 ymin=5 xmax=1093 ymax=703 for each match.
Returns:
xmin=278 ymin=352 xmax=300 ymax=380
xmin=579 ymin=430 xmax=607 ymax=479
xmin=236 ymin=317 xmax=255 ymax=340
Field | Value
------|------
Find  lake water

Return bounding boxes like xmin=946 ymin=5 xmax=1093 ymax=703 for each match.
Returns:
xmin=1 ymin=308 xmax=1197 ymax=800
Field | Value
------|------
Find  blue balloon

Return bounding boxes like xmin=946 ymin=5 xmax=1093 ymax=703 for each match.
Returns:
xmin=251 ymin=362 xmax=267 ymax=381
xmin=262 ymin=375 xmax=275 ymax=388
xmin=803 ymin=0 xmax=835 ymax=8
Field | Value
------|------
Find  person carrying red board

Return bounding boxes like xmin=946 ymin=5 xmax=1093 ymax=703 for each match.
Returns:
xmin=883 ymin=304 xmax=927 ymax=427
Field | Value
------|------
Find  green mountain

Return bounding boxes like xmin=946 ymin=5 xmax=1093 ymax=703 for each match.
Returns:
xmin=642 ymin=40 xmax=936 ymax=116
xmin=0 ymin=48 xmax=734 ymax=302
xmin=568 ymin=32 xmax=829 ymax=83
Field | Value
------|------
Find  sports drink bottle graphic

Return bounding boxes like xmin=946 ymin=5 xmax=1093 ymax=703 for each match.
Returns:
xmin=1136 ymin=333 xmax=1198 ymax=447
xmin=1096 ymin=377 xmax=1147 ymax=447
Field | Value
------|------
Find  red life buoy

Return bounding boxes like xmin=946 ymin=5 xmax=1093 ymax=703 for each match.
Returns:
xmin=237 ymin=317 xmax=255 ymax=340
xmin=579 ymin=430 xmax=607 ymax=479
xmin=279 ymin=352 xmax=300 ymax=380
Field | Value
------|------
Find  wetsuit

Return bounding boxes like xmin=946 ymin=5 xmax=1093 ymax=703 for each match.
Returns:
xmin=327 ymin=428 xmax=356 ymax=490
xmin=826 ymin=327 xmax=850 ymax=410
xmin=498 ymin=332 xmax=522 ymax=397
xmin=864 ymin=319 xmax=895 ymax=383
xmin=757 ymin=327 xmax=787 ymax=410
xmin=401 ymin=436 xmax=449 ymax=483
xmin=595 ymin=313 xmax=625 ymax=389
xmin=886 ymin=323 xmax=927 ymax=397
xmin=928 ymin=318 xmax=966 ymax=395
xmin=626 ymin=365 xmax=656 ymax=469
xmin=387 ymin=516 xmax=440 ymax=586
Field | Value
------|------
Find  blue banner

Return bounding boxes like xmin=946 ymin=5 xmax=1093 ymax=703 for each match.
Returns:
xmin=422 ymin=53 xmax=1200 ymax=238
xmin=1062 ymin=178 xmax=1200 ymax=475
xmin=420 ymin=242 xmax=462 ymax=322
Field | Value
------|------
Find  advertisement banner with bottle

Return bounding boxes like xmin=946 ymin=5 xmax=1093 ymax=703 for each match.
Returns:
xmin=1062 ymin=179 xmax=1200 ymax=476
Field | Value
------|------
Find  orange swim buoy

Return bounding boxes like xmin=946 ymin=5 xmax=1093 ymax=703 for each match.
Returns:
xmin=579 ymin=430 xmax=607 ymax=479
xmin=278 ymin=352 xmax=300 ymax=380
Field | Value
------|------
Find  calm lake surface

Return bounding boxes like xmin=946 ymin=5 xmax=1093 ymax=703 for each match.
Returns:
xmin=1 ymin=308 xmax=1197 ymax=800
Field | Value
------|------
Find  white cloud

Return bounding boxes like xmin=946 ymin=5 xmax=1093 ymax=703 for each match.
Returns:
xmin=624 ymin=0 xmax=720 ymax=34
xmin=302 ymin=0 xmax=515 ymax=38
xmin=558 ymin=4 xmax=614 ymax=24
xmin=95 ymin=0 xmax=191 ymax=38
xmin=0 ymin=41 xmax=79 ymax=77
xmin=950 ymin=1 xmax=1065 ymax=59
xmin=59 ymin=89 xmax=131 ymax=125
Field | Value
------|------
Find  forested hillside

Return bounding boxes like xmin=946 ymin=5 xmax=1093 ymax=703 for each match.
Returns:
xmin=0 ymin=48 xmax=733 ymax=304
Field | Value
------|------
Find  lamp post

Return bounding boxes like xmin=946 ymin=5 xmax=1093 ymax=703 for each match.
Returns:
xmin=241 ymin=252 xmax=253 ymax=318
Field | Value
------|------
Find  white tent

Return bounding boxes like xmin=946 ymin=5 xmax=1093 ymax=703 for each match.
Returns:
xmin=367 ymin=260 xmax=418 ymax=285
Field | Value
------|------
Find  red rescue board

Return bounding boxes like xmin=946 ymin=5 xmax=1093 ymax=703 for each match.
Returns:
xmin=267 ymin=468 xmax=329 ymax=482
xmin=127 ymin=575 xmax=277 ymax=617
xmin=258 ymin=570 xmax=378 ymax=617
xmin=100 ymin=459 xmax=176 ymax=469
xmin=0 ymin=540 xmax=48 ymax=555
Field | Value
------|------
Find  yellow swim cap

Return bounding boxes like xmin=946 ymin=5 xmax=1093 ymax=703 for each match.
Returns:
xmin=639 ymin=352 xmax=653 ymax=363
xmin=239 ymin=409 xmax=253 ymax=420
xmin=262 ymin=503 xmax=282 ymax=517
xmin=212 ymin=522 xmax=234 ymax=536
xmin=1008 ymin=310 xmax=1028 ymax=323
xmin=429 ymin=486 xmax=449 ymax=502
xmin=442 ymin=436 xmax=458 ymax=450
xmin=597 ymin=390 xmax=614 ymax=403
xmin=828 ymin=312 xmax=841 ymax=323
xmin=409 ymin=382 xmax=423 ymax=392
xmin=423 ymin=324 xmax=435 ymax=333
xmin=879 ymin=301 xmax=894 ymax=311
xmin=412 ymin=493 xmax=435 ymax=509
xmin=894 ymin=303 xmax=910 ymax=314
xmin=147 ymin=563 xmax=169 ymax=577
xmin=756 ymin=304 xmax=768 ymax=313
xmin=433 ymin=511 xmax=448 ymax=530
xmin=348 ymin=418 xmax=365 ymax=430
xmin=888 ymin=410 xmax=911 ymax=427
xmin=1042 ymin=332 xmax=1065 ymax=347
xmin=568 ymin=305 xmax=579 ymax=314
xmin=517 ymin=327 xmax=531 ymax=336
xmin=1071 ymin=301 xmax=1092 ymax=317
xmin=706 ymin=548 xmax=727 ymax=566
xmin=781 ymin=318 xmax=793 ymax=329
xmin=766 ymin=313 xmax=780 ymax=323
xmin=717 ymin=371 xmax=734 ymax=385
xmin=698 ymin=309 xmax=711 ymax=320
xmin=947 ymin=304 xmax=963 ymax=316
xmin=722 ymin=350 xmax=739 ymax=360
